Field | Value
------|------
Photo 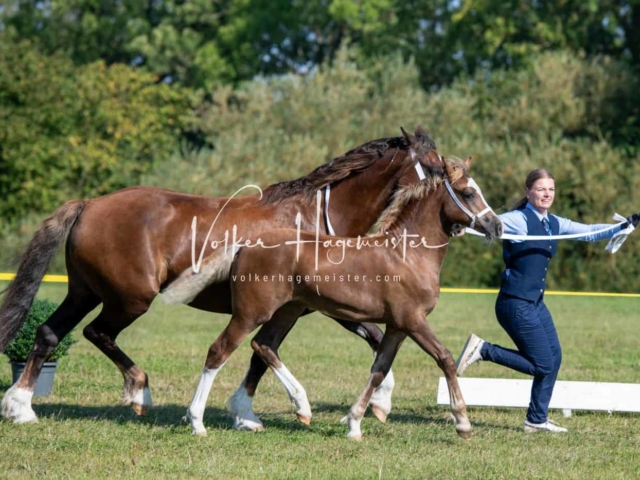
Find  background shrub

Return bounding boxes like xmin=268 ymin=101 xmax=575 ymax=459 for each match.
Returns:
xmin=3 ymin=300 xmax=77 ymax=362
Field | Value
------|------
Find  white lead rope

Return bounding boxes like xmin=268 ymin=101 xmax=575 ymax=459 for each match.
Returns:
xmin=465 ymin=213 xmax=634 ymax=253
xmin=324 ymin=163 xmax=633 ymax=252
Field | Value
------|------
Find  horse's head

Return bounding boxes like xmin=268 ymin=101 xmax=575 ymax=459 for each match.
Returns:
xmin=400 ymin=125 xmax=442 ymax=180
xmin=439 ymin=157 xmax=503 ymax=240
xmin=386 ymin=125 xmax=443 ymax=197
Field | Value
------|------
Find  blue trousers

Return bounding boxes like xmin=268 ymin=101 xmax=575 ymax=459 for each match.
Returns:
xmin=480 ymin=293 xmax=562 ymax=424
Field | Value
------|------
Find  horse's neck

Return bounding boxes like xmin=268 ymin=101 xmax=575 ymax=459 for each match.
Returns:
xmin=388 ymin=186 xmax=449 ymax=250
xmin=326 ymin=152 xmax=406 ymax=236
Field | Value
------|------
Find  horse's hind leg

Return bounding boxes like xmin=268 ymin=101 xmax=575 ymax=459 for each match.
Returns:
xmin=229 ymin=304 xmax=308 ymax=431
xmin=406 ymin=319 xmax=471 ymax=439
xmin=342 ymin=326 xmax=406 ymax=441
xmin=330 ymin=318 xmax=396 ymax=423
xmin=186 ymin=316 xmax=257 ymax=436
xmin=82 ymin=302 xmax=153 ymax=416
xmin=2 ymin=289 xmax=100 ymax=423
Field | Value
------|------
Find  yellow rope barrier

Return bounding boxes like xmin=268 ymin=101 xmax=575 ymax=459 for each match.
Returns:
xmin=0 ymin=273 xmax=638 ymax=297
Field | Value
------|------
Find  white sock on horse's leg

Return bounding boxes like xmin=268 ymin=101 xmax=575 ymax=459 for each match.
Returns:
xmin=271 ymin=363 xmax=312 ymax=424
xmin=229 ymin=375 xmax=264 ymax=432
xmin=185 ymin=363 xmax=225 ymax=436
xmin=343 ymin=377 xmax=376 ymax=441
xmin=1 ymin=385 xmax=38 ymax=424
xmin=369 ymin=364 xmax=394 ymax=423
xmin=130 ymin=385 xmax=152 ymax=416
xmin=122 ymin=372 xmax=152 ymax=416
xmin=450 ymin=394 xmax=471 ymax=438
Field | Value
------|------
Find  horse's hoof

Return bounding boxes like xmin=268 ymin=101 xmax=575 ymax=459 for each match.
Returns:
xmin=132 ymin=404 xmax=149 ymax=416
xmin=1 ymin=386 xmax=38 ymax=424
xmin=234 ymin=420 xmax=265 ymax=432
xmin=347 ymin=433 xmax=363 ymax=441
xmin=456 ymin=428 xmax=472 ymax=440
xmin=371 ymin=406 xmax=388 ymax=424
xmin=13 ymin=414 xmax=38 ymax=424
xmin=296 ymin=413 xmax=311 ymax=425
xmin=192 ymin=428 xmax=207 ymax=437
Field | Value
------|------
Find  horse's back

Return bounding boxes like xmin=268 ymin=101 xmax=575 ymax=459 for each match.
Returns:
xmin=66 ymin=187 xmax=222 ymax=301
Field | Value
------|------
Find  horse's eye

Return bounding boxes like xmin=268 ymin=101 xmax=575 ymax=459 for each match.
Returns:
xmin=462 ymin=187 xmax=476 ymax=200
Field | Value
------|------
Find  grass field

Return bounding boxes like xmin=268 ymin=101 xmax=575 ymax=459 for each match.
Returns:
xmin=1 ymin=283 xmax=640 ymax=479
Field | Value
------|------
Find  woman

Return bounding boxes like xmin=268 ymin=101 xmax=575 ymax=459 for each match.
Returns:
xmin=455 ymin=168 xmax=640 ymax=433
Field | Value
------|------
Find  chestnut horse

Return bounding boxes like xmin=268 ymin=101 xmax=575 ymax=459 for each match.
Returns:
xmin=165 ymin=147 xmax=503 ymax=438
xmin=1 ymin=126 xmax=440 ymax=427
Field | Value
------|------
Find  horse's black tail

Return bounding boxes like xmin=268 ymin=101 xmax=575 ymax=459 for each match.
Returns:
xmin=0 ymin=200 xmax=85 ymax=352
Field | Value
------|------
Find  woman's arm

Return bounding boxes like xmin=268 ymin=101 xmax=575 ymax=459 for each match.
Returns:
xmin=555 ymin=216 xmax=623 ymax=242
xmin=498 ymin=210 xmax=527 ymax=241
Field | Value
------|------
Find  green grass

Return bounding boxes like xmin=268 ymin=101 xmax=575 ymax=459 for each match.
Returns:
xmin=1 ymin=284 xmax=640 ymax=479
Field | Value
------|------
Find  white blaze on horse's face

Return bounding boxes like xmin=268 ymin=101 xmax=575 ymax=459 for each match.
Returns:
xmin=467 ymin=178 xmax=493 ymax=215
xmin=444 ymin=176 xmax=494 ymax=229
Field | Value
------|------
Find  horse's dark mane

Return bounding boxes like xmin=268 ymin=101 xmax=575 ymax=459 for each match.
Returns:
xmin=371 ymin=158 xmax=463 ymax=236
xmin=260 ymin=133 xmax=437 ymax=204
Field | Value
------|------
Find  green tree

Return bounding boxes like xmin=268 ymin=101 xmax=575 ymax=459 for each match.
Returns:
xmin=0 ymin=33 xmax=193 ymax=222
xmin=1 ymin=0 xmax=234 ymax=90
xmin=4 ymin=0 xmax=640 ymax=91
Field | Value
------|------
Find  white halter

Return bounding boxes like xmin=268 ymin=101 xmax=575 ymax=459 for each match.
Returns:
xmin=324 ymin=184 xmax=337 ymax=236
xmin=444 ymin=177 xmax=493 ymax=229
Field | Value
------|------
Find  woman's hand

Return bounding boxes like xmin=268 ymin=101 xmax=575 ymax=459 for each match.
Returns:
xmin=626 ymin=213 xmax=640 ymax=228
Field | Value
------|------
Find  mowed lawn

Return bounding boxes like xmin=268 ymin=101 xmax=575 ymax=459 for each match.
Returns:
xmin=1 ymin=283 xmax=640 ymax=479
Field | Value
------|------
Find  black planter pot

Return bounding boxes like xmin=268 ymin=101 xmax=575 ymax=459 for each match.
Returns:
xmin=10 ymin=361 xmax=58 ymax=397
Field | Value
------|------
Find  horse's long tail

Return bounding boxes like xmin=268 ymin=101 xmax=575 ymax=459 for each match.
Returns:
xmin=0 ymin=200 xmax=85 ymax=352
xmin=161 ymin=250 xmax=237 ymax=305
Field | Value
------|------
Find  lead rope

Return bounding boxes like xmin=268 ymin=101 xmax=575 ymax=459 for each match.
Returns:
xmin=464 ymin=215 xmax=632 ymax=253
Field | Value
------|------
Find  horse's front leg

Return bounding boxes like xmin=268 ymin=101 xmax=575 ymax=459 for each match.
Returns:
xmin=406 ymin=319 xmax=471 ymax=439
xmin=330 ymin=318 xmax=395 ymax=423
xmin=229 ymin=303 xmax=309 ymax=430
xmin=342 ymin=326 xmax=406 ymax=440
xmin=186 ymin=319 xmax=255 ymax=436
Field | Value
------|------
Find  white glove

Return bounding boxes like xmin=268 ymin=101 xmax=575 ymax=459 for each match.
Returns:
xmin=605 ymin=213 xmax=635 ymax=254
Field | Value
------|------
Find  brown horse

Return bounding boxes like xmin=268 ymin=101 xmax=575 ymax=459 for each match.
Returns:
xmin=166 ymin=147 xmax=503 ymax=438
xmin=1 ymin=126 xmax=441 ymax=426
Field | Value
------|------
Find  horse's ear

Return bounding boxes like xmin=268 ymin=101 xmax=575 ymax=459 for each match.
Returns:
xmin=415 ymin=125 xmax=427 ymax=139
xmin=465 ymin=156 xmax=472 ymax=170
xmin=444 ymin=160 xmax=456 ymax=178
xmin=401 ymin=126 xmax=416 ymax=145
xmin=424 ymin=149 xmax=444 ymax=167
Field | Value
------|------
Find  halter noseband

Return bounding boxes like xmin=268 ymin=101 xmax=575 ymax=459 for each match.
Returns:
xmin=444 ymin=177 xmax=493 ymax=229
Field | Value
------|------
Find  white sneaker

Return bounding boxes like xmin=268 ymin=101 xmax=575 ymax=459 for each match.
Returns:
xmin=523 ymin=419 xmax=568 ymax=433
xmin=455 ymin=333 xmax=485 ymax=376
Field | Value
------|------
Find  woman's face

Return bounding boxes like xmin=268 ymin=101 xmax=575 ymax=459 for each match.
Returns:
xmin=526 ymin=177 xmax=555 ymax=214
